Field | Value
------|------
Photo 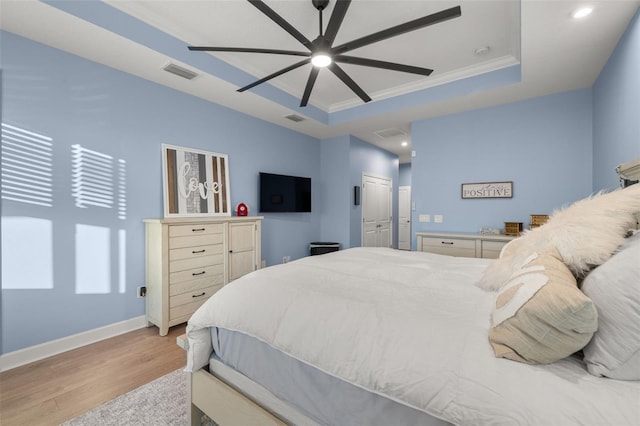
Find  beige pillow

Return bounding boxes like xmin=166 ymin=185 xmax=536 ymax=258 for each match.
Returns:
xmin=490 ymin=251 xmax=598 ymax=364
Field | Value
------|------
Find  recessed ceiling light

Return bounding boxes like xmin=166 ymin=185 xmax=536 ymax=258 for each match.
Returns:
xmin=572 ymin=7 xmax=593 ymax=19
xmin=401 ymin=141 xmax=408 ymax=147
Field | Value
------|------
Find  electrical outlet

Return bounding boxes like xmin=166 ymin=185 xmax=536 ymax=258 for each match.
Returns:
xmin=283 ymin=256 xmax=291 ymax=264
xmin=434 ymin=215 xmax=443 ymax=223
xmin=137 ymin=286 xmax=146 ymax=298
xmin=261 ymin=259 xmax=266 ymax=268
xmin=419 ymin=214 xmax=430 ymax=223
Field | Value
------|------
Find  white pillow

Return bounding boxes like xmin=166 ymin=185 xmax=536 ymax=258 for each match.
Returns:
xmin=581 ymin=232 xmax=640 ymax=380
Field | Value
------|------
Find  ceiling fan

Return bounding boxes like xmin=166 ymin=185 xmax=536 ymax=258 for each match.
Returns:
xmin=188 ymin=0 xmax=462 ymax=107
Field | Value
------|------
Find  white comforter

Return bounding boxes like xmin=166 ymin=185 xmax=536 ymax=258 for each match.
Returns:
xmin=186 ymin=247 xmax=640 ymax=425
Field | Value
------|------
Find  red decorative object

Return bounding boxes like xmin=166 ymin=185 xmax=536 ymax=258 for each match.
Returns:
xmin=236 ymin=202 xmax=248 ymax=216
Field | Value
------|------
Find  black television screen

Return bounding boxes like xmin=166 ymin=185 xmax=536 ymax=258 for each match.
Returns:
xmin=259 ymin=172 xmax=311 ymax=213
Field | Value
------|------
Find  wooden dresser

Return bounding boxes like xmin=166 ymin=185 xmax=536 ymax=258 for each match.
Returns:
xmin=144 ymin=216 xmax=262 ymax=335
xmin=416 ymin=232 xmax=515 ymax=259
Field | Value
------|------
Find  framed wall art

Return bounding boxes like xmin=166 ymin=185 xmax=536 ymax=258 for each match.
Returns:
xmin=162 ymin=144 xmax=231 ymax=217
xmin=461 ymin=181 xmax=513 ymax=199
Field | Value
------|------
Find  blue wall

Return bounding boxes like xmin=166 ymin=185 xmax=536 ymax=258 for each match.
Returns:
xmin=0 ymin=32 xmax=322 ymax=353
xmin=1 ymin=32 xmax=400 ymax=354
xmin=399 ymin=163 xmax=412 ymax=187
xmin=593 ymin=8 xmax=640 ymax=190
xmin=411 ymin=88 xmax=594 ymax=250
xmin=319 ymin=136 xmax=351 ymax=249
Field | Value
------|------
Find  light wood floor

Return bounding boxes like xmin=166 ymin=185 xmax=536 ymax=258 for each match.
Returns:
xmin=0 ymin=323 xmax=187 ymax=426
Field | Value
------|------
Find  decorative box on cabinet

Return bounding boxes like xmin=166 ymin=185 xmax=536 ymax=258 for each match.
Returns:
xmin=144 ymin=216 xmax=262 ymax=336
xmin=416 ymin=232 xmax=514 ymax=259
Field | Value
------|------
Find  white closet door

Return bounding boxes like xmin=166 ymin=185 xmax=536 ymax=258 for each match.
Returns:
xmin=362 ymin=174 xmax=392 ymax=248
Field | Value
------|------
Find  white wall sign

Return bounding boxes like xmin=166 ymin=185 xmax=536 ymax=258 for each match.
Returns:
xmin=461 ymin=181 xmax=513 ymax=199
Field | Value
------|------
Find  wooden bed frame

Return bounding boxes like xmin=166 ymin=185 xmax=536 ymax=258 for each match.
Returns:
xmin=188 ymin=368 xmax=285 ymax=426
xmin=177 ymin=334 xmax=291 ymax=426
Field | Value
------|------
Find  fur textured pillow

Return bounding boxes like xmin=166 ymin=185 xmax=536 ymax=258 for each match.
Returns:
xmin=477 ymin=184 xmax=640 ymax=291
xmin=490 ymin=250 xmax=598 ymax=364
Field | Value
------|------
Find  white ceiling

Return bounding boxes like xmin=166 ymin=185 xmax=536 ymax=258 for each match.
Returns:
xmin=1 ymin=0 xmax=639 ymax=163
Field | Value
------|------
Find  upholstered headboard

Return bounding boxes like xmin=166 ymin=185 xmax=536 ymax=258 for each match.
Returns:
xmin=618 ymin=157 xmax=640 ymax=229
xmin=617 ymin=157 xmax=640 ymax=188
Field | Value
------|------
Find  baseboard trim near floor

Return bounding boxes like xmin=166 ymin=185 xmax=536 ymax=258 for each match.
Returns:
xmin=0 ymin=315 xmax=148 ymax=372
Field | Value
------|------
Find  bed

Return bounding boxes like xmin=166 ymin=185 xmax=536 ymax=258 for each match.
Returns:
xmin=183 ymin=162 xmax=640 ymax=425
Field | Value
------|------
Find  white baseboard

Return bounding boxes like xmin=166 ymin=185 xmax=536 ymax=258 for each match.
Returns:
xmin=0 ymin=315 xmax=148 ymax=372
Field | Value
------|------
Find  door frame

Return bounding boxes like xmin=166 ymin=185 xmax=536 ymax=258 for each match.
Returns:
xmin=398 ymin=185 xmax=411 ymax=250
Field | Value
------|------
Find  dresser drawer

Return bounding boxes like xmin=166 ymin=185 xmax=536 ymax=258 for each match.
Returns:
xmin=421 ymin=237 xmax=476 ymax=258
xmin=169 ymin=273 xmax=224 ymax=296
xmin=170 ymin=284 xmax=221 ymax=309
xmin=169 ymin=299 xmax=206 ymax=322
xmin=169 ymin=233 xmax=224 ymax=249
xmin=169 ymin=223 xmax=224 ymax=238
xmin=481 ymin=240 xmax=509 ymax=259
xmin=169 ymin=254 xmax=224 ymax=273
xmin=169 ymin=285 xmax=221 ymax=321
xmin=169 ymin=263 xmax=224 ymax=283
xmin=169 ymin=243 xmax=224 ymax=261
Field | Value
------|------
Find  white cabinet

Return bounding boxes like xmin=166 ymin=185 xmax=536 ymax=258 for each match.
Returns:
xmin=416 ymin=232 xmax=514 ymax=259
xmin=228 ymin=221 xmax=260 ymax=282
xmin=144 ymin=216 xmax=262 ymax=335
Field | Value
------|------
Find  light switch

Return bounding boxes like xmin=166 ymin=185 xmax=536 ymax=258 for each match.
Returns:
xmin=434 ymin=215 xmax=443 ymax=223
xmin=419 ymin=214 xmax=431 ymax=223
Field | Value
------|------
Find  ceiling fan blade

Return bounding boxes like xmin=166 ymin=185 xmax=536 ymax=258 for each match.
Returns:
xmin=324 ymin=0 xmax=351 ymax=45
xmin=188 ymin=46 xmax=310 ymax=57
xmin=238 ymin=58 xmax=311 ymax=92
xmin=328 ymin=63 xmax=371 ymax=103
xmin=300 ymin=68 xmax=320 ymax=107
xmin=248 ymin=0 xmax=313 ymax=51
xmin=334 ymin=55 xmax=432 ymax=76
xmin=332 ymin=6 xmax=461 ymax=55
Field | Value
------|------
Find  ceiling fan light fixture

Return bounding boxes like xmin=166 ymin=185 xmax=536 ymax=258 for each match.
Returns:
xmin=572 ymin=7 xmax=593 ymax=19
xmin=188 ymin=1 xmax=463 ymax=106
xmin=311 ymin=53 xmax=332 ymax=67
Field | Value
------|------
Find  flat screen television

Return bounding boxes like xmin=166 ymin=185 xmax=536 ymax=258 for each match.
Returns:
xmin=259 ymin=172 xmax=311 ymax=213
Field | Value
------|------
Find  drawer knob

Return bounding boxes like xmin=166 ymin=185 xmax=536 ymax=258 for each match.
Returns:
xmin=192 ymin=228 xmax=205 ymax=232
xmin=192 ymin=271 xmax=206 ymax=276
xmin=192 ymin=292 xmax=206 ymax=298
xmin=192 ymin=249 xmax=206 ymax=254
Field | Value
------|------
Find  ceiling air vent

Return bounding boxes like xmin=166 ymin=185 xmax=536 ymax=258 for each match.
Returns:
xmin=284 ymin=114 xmax=306 ymax=123
xmin=374 ymin=128 xmax=407 ymax=139
xmin=163 ymin=63 xmax=199 ymax=80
